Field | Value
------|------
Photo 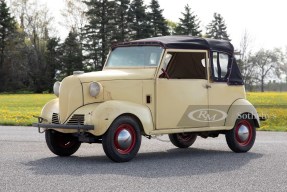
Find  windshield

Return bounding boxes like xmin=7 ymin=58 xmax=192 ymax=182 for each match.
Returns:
xmin=105 ymin=46 xmax=163 ymax=68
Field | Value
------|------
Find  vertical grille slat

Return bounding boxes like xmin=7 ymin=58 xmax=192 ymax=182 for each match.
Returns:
xmin=52 ymin=113 xmax=60 ymax=124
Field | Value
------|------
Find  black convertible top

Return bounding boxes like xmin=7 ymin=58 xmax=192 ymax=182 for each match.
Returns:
xmin=114 ymin=36 xmax=234 ymax=55
xmin=113 ymin=36 xmax=243 ymax=85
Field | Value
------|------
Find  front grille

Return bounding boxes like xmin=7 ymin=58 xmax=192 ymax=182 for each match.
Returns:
xmin=67 ymin=114 xmax=85 ymax=125
xmin=52 ymin=113 xmax=60 ymax=124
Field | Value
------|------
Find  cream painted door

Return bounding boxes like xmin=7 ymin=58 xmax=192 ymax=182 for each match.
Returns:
xmin=155 ymin=50 xmax=210 ymax=130
xmin=156 ymin=79 xmax=209 ymax=129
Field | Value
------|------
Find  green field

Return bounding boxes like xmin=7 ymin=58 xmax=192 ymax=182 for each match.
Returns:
xmin=246 ymin=92 xmax=287 ymax=131
xmin=0 ymin=92 xmax=286 ymax=131
xmin=0 ymin=94 xmax=56 ymax=126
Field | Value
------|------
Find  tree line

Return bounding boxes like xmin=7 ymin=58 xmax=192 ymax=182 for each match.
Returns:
xmin=0 ymin=0 xmax=286 ymax=93
xmin=237 ymin=31 xmax=287 ymax=92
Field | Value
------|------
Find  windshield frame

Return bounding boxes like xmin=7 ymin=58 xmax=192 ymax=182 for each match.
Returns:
xmin=104 ymin=46 xmax=165 ymax=69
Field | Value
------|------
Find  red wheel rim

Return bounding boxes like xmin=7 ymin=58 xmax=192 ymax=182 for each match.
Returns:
xmin=114 ymin=124 xmax=136 ymax=155
xmin=235 ymin=120 xmax=253 ymax=146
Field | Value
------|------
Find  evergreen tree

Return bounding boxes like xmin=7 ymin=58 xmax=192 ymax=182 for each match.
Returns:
xmin=3 ymin=25 xmax=31 ymax=92
xmin=115 ymin=0 xmax=130 ymax=42
xmin=84 ymin=0 xmax=116 ymax=69
xmin=0 ymin=0 xmax=16 ymax=91
xmin=46 ymin=37 xmax=60 ymax=91
xmin=175 ymin=4 xmax=201 ymax=36
xmin=128 ymin=0 xmax=151 ymax=39
xmin=206 ymin=13 xmax=230 ymax=41
xmin=148 ymin=0 xmax=169 ymax=37
xmin=59 ymin=31 xmax=83 ymax=77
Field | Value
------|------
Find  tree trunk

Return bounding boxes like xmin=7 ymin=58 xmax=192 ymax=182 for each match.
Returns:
xmin=261 ymin=78 xmax=264 ymax=92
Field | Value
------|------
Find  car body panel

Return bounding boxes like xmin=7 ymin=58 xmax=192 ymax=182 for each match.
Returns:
xmin=58 ymin=76 xmax=83 ymax=123
xmin=156 ymin=78 xmax=208 ymax=129
xmin=208 ymin=83 xmax=246 ymax=127
xmin=78 ymin=68 xmax=157 ymax=83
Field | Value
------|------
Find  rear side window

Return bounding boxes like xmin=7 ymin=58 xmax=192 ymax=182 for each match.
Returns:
xmin=212 ymin=52 xmax=230 ymax=82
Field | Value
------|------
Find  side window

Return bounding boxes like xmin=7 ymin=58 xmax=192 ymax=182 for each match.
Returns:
xmin=212 ymin=52 xmax=230 ymax=82
xmin=219 ymin=54 xmax=229 ymax=78
xmin=160 ymin=52 xmax=207 ymax=79
xmin=212 ymin=53 xmax=219 ymax=78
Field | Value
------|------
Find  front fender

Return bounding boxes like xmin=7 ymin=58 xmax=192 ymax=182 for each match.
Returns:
xmin=40 ymin=98 xmax=59 ymax=123
xmin=39 ymin=99 xmax=154 ymax=136
xmin=87 ymin=100 xmax=154 ymax=136
xmin=225 ymin=99 xmax=260 ymax=129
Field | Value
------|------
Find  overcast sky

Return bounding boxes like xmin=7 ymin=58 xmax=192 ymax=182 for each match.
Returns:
xmin=44 ymin=0 xmax=287 ymax=51
xmin=150 ymin=0 xmax=287 ymax=51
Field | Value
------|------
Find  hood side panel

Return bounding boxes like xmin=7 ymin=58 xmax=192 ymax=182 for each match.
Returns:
xmin=83 ymin=80 xmax=143 ymax=105
xmin=59 ymin=76 xmax=83 ymax=123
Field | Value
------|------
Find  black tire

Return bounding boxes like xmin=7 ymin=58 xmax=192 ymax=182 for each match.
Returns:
xmin=45 ymin=129 xmax=81 ymax=156
xmin=102 ymin=116 xmax=141 ymax=162
xmin=169 ymin=133 xmax=197 ymax=148
xmin=225 ymin=118 xmax=256 ymax=153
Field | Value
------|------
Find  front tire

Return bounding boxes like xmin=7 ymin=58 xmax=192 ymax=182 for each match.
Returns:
xmin=169 ymin=133 xmax=197 ymax=148
xmin=45 ymin=130 xmax=81 ymax=156
xmin=102 ymin=116 xmax=141 ymax=162
xmin=226 ymin=118 xmax=256 ymax=153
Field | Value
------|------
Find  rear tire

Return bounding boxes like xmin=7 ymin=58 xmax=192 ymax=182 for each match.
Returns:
xmin=102 ymin=116 xmax=141 ymax=162
xmin=169 ymin=133 xmax=197 ymax=148
xmin=226 ymin=117 xmax=256 ymax=153
xmin=45 ymin=130 xmax=81 ymax=156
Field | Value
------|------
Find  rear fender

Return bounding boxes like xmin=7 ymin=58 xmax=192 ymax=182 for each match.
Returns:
xmin=225 ymin=99 xmax=260 ymax=129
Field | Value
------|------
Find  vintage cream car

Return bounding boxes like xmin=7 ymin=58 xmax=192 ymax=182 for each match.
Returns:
xmin=33 ymin=36 xmax=259 ymax=162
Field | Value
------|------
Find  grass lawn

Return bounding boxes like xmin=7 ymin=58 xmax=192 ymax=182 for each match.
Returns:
xmin=0 ymin=94 xmax=55 ymax=126
xmin=0 ymin=92 xmax=286 ymax=131
xmin=246 ymin=92 xmax=287 ymax=131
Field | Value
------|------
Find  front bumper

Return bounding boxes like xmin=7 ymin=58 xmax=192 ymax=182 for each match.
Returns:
xmin=32 ymin=113 xmax=94 ymax=133
xmin=32 ymin=123 xmax=94 ymax=130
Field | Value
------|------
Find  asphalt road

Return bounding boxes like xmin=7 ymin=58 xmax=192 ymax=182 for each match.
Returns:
xmin=0 ymin=126 xmax=286 ymax=192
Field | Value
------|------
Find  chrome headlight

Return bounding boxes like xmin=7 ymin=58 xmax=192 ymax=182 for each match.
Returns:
xmin=53 ymin=81 xmax=61 ymax=97
xmin=89 ymin=82 xmax=102 ymax=97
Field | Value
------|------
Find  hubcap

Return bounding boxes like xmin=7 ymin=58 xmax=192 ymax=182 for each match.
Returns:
xmin=116 ymin=129 xmax=132 ymax=150
xmin=237 ymin=125 xmax=250 ymax=142
xmin=235 ymin=120 xmax=253 ymax=146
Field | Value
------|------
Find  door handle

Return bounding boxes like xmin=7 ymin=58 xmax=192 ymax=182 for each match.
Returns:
xmin=205 ymin=84 xmax=211 ymax=89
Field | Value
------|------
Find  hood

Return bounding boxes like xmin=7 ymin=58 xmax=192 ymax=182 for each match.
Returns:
xmin=77 ymin=68 xmax=157 ymax=83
